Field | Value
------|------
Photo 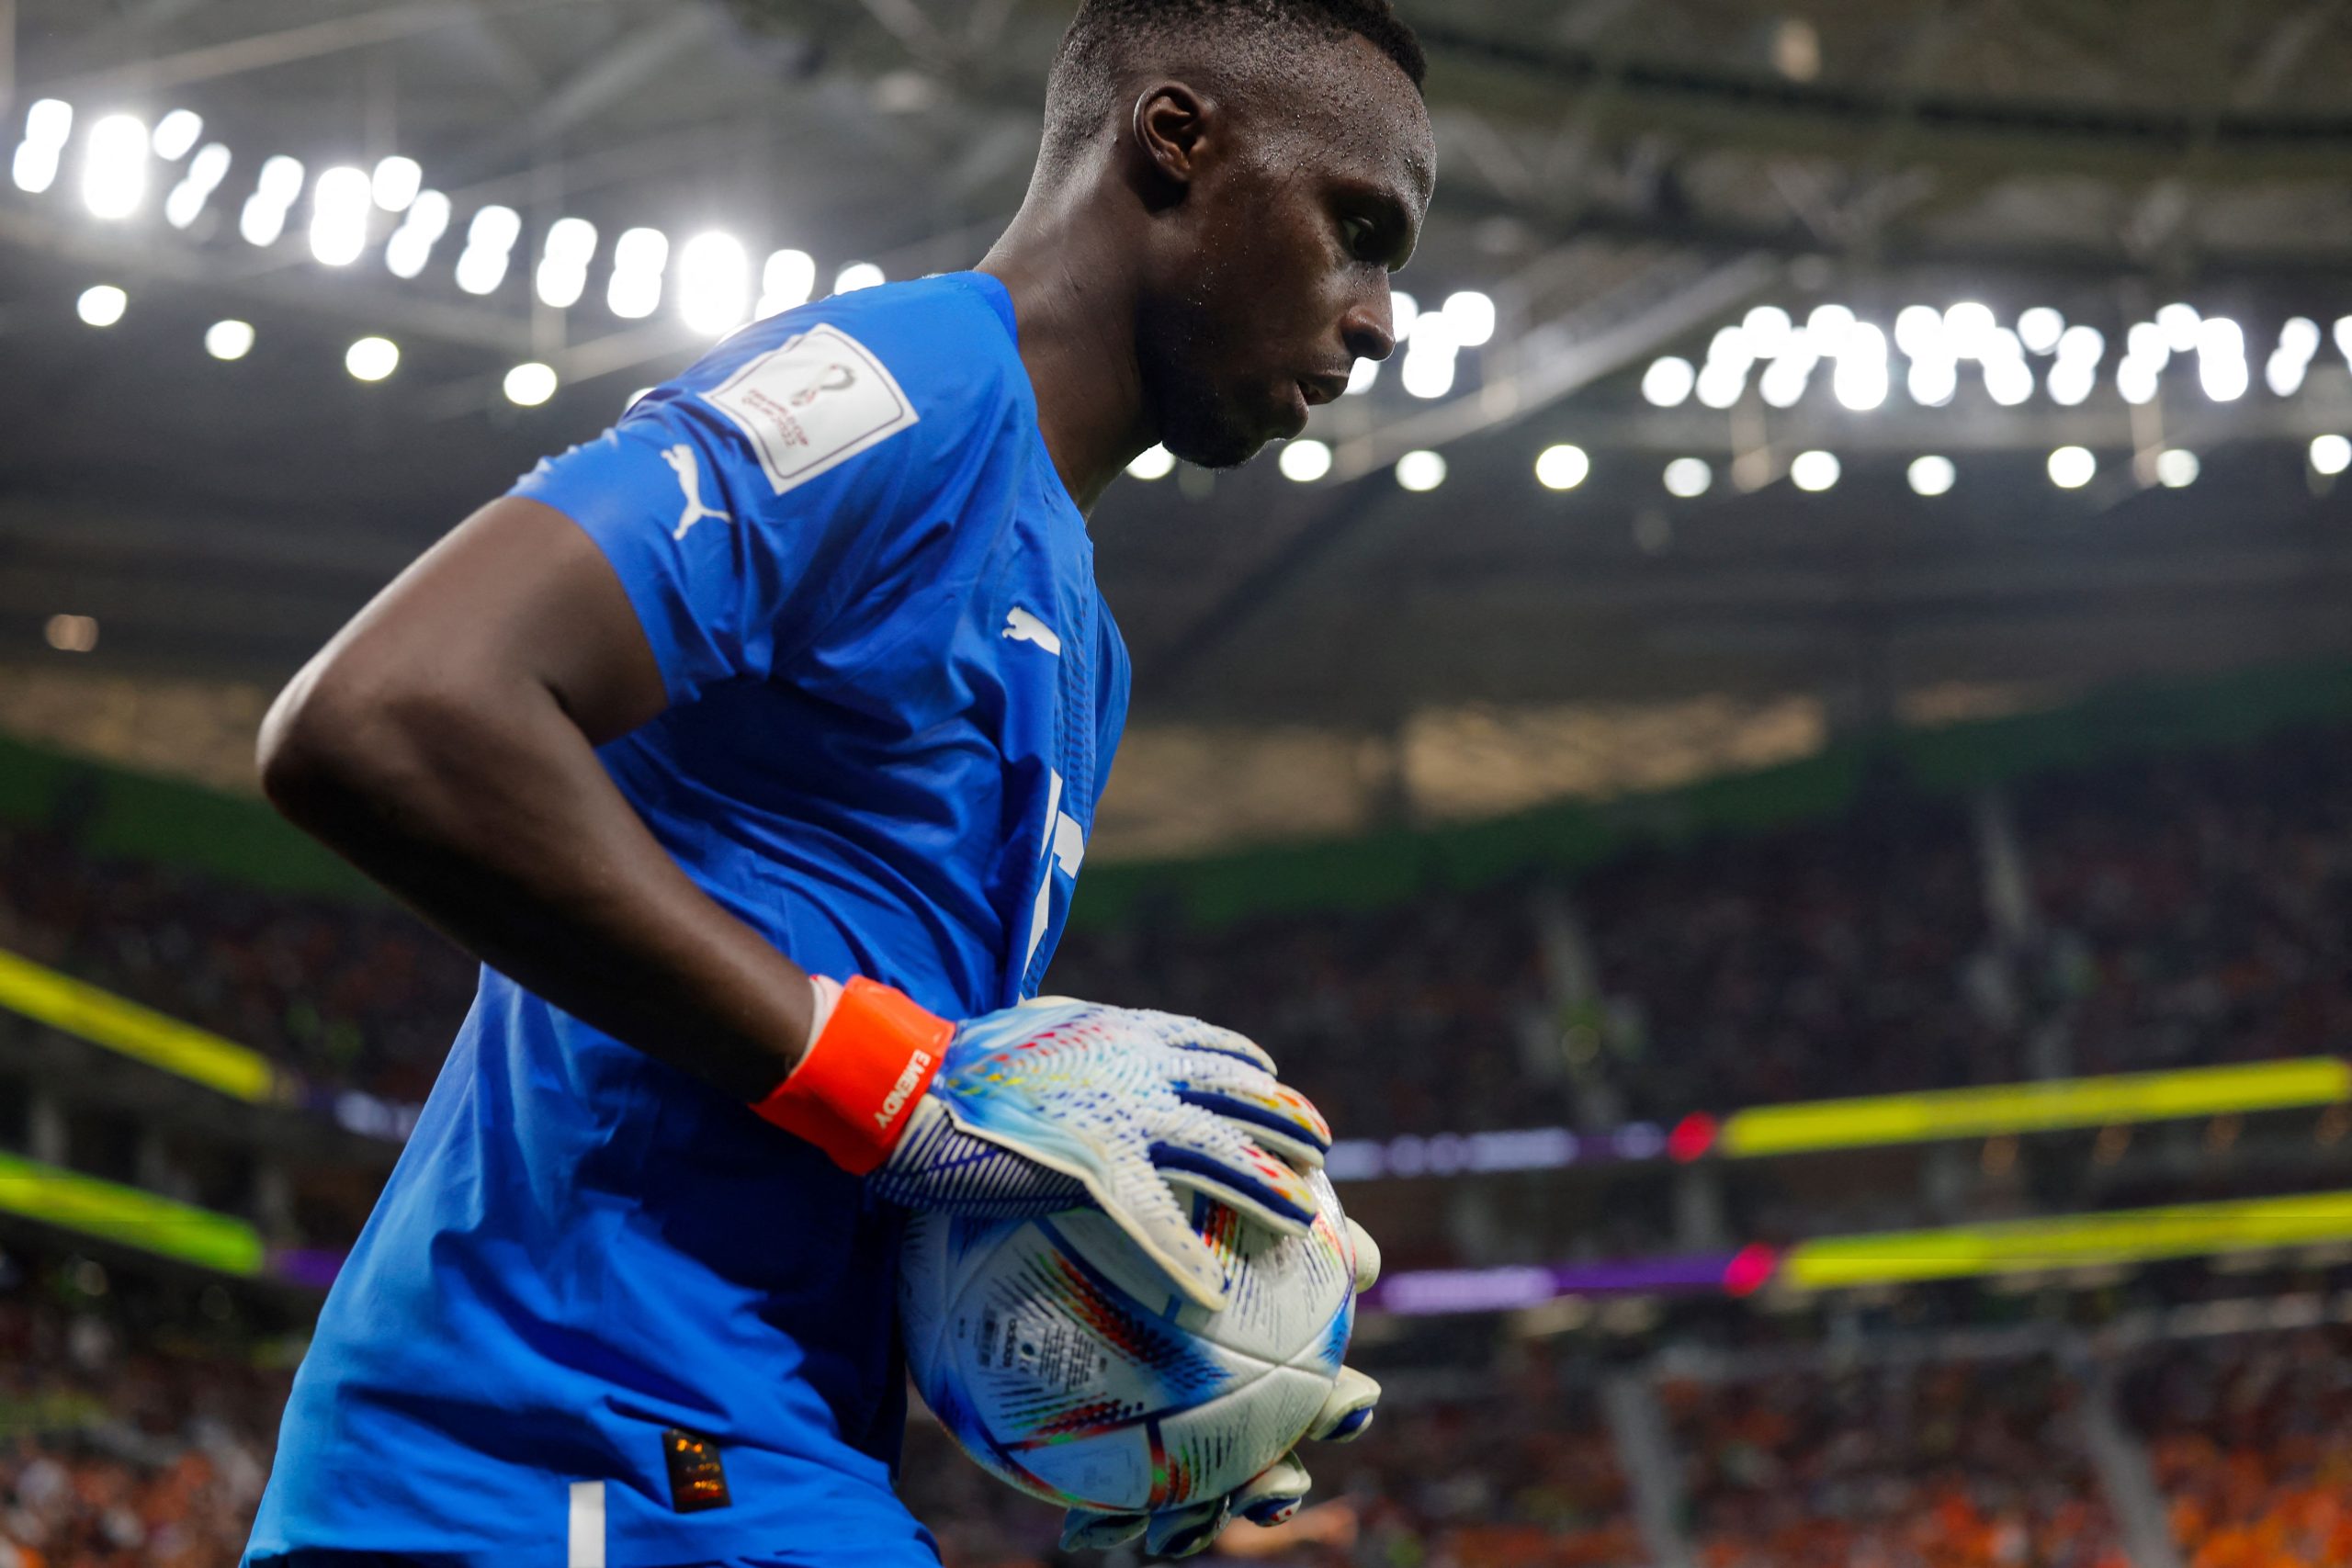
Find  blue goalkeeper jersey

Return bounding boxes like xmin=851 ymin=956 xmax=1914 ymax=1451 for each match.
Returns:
xmin=245 ymin=272 xmax=1129 ymax=1567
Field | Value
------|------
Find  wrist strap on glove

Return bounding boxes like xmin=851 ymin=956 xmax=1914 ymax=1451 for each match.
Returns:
xmin=751 ymin=976 xmax=951 ymax=1173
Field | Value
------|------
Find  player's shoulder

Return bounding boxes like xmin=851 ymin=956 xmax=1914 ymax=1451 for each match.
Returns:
xmin=690 ymin=272 xmax=1025 ymax=432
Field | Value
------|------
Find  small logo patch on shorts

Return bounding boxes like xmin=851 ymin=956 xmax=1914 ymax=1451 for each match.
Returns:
xmin=662 ymin=1427 xmax=732 ymax=1512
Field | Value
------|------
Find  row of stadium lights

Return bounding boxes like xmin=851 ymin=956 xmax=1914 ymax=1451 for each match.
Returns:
xmin=26 ymin=102 xmax=2352 ymax=491
xmin=15 ymin=98 xmax=1503 ymax=409
xmin=1634 ymin=299 xmax=2344 ymax=412
xmin=1128 ymin=432 xmax=2352 ymax=496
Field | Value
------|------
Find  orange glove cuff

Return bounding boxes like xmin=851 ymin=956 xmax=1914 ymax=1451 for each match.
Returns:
xmin=751 ymin=976 xmax=952 ymax=1174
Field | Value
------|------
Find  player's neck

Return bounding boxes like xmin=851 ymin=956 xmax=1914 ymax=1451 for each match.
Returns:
xmin=978 ymin=207 xmax=1150 ymax=515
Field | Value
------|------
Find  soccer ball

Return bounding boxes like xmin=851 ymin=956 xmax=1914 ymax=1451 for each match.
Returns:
xmin=900 ymin=1169 xmax=1360 ymax=1515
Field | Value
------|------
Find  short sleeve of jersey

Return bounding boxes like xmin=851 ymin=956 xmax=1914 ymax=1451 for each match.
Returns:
xmin=510 ymin=288 xmax=1011 ymax=705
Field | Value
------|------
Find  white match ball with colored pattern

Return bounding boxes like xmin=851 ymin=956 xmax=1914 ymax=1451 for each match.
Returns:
xmin=900 ymin=1171 xmax=1359 ymax=1513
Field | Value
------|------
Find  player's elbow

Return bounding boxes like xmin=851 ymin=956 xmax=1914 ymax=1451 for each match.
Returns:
xmin=256 ymin=649 xmax=467 ymax=843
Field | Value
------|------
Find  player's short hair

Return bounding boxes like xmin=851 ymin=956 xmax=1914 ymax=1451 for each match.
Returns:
xmin=1039 ymin=0 xmax=1427 ymax=179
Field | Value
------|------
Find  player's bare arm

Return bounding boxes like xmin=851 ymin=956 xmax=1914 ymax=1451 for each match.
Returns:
xmin=257 ymin=495 xmax=820 ymax=1103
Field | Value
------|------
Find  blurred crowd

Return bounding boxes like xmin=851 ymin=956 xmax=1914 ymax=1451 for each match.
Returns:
xmin=5 ymin=723 xmax=2351 ymax=1137
xmin=0 ymin=1260 xmax=284 ymax=1568
xmin=1668 ymin=1358 xmax=2127 ymax=1568
xmin=2125 ymin=1325 xmax=2352 ymax=1568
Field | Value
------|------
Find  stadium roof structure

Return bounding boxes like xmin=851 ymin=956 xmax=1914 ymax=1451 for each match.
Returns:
xmin=6 ymin=0 xmax=2352 ymax=840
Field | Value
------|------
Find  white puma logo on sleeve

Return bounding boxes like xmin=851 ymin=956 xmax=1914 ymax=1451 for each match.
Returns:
xmin=660 ymin=444 xmax=731 ymax=541
xmin=1001 ymin=606 xmax=1062 ymax=656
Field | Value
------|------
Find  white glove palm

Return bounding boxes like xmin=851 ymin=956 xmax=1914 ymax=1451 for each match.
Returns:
xmin=869 ymin=997 xmax=1332 ymax=1310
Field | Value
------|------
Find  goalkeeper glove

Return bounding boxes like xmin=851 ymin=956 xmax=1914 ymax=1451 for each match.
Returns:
xmin=751 ymin=977 xmax=1332 ymax=1310
xmin=1057 ymin=1218 xmax=1385 ymax=1558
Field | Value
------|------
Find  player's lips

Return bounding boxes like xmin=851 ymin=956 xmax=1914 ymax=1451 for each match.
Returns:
xmin=1297 ymin=374 xmax=1349 ymax=407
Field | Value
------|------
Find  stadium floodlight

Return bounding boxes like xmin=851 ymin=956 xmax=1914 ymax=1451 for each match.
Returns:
xmin=1278 ymin=438 xmax=1332 ymax=482
xmin=1758 ymin=354 xmax=1813 ymax=410
xmin=1982 ymin=355 xmax=2034 ymax=407
xmin=1441 ymin=290 xmax=1495 ymax=348
xmin=534 ymin=217 xmax=599 ymax=309
xmin=2017 ymin=306 xmax=2064 ymax=355
xmin=676 ymin=231 xmax=752 ymax=335
xmin=1125 ymin=445 xmax=1175 ymax=479
xmin=75 ymin=285 xmax=127 ymax=327
xmin=1832 ymin=325 xmax=1889 ymax=411
xmin=203 ymin=319 xmax=254 ymax=361
xmin=2047 ymin=445 xmax=2096 ymax=489
xmin=2156 ymin=301 xmax=2201 ymax=353
xmin=371 ymin=155 xmax=422 ymax=212
xmin=2197 ymin=327 xmax=2249 ymax=401
xmin=1662 ymin=457 xmax=1713 ymax=498
xmin=2054 ymin=324 xmax=2105 ymax=365
xmin=833 ymin=261 xmax=885 ymax=294
xmin=606 ymin=226 xmax=669 ymax=318
xmin=503 ymin=362 xmax=559 ymax=407
xmin=756 ymin=248 xmax=816 ymax=318
xmin=1804 ymin=301 xmax=1856 ymax=350
xmin=1893 ymin=304 xmax=1944 ymax=359
xmin=1343 ymin=357 xmax=1378 ymax=394
xmin=163 ymin=141 xmax=231 ymax=229
xmin=2047 ymin=359 xmax=2097 ymax=406
xmin=1388 ymin=289 xmax=1419 ymax=343
xmin=2155 ymin=448 xmax=2199 ymax=488
xmin=309 ymin=165 xmax=374 ymax=266
xmin=454 ymin=203 xmax=522 ymax=295
xmin=1941 ymin=300 xmax=1996 ymax=358
xmin=2268 ymin=350 xmax=2312 ymax=398
xmin=2310 ymin=434 xmax=2352 ymax=476
xmin=1789 ymin=449 xmax=1840 ymax=491
xmin=384 ymin=188 xmax=450 ymax=278
xmin=240 ymin=154 xmax=305 ymax=246
xmin=82 ymin=113 xmax=150 ymax=219
xmin=1740 ymin=304 xmax=1793 ymax=357
xmin=1534 ymin=443 xmax=1589 ymax=491
xmin=1694 ymin=358 xmax=1747 ymax=409
xmin=12 ymin=98 xmax=73 ymax=194
xmin=1706 ymin=324 xmax=1756 ymax=372
xmin=1395 ymin=449 xmax=1446 ymax=491
xmin=1640 ymin=355 xmax=1696 ymax=407
xmin=150 ymin=109 xmax=202 ymax=161
xmin=1906 ymin=355 xmax=1958 ymax=408
xmin=2116 ymin=355 xmax=2161 ymax=405
xmin=2277 ymin=316 xmax=2320 ymax=358
xmin=1399 ymin=315 xmax=1458 ymax=399
xmin=345 ymin=336 xmax=400 ymax=381
xmin=1906 ymin=455 xmax=1955 ymax=496
xmin=2126 ymin=321 xmax=2169 ymax=366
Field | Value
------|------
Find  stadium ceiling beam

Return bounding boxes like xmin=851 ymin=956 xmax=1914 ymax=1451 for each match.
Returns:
xmin=20 ymin=0 xmax=624 ymax=100
xmin=1412 ymin=18 xmax=2352 ymax=178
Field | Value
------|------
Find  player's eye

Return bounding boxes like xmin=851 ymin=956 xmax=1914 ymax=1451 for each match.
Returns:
xmin=1340 ymin=215 xmax=1379 ymax=261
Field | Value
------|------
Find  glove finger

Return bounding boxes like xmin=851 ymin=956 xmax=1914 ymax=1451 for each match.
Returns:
xmin=944 ymin=1107 xmax=1233 ymax=1310
xmin=1306 ymin=1366 xmax=1381 ymax=1442
xmin=1149 ymin=1112 xmax=1318 ymax=1236
xmin=1164 ymin=1053 xmax=1333 ymax=1168
xmin=1135 ymin=1010 xmax=1281 ymax=1074
xmin=1060 ymin=1508 xmax=1147 ymax=1551
xmin=1345 ymin=1216 xmax=1383 ymax=1292
xmin=1145 ymin=1498 xmax=1232 ymax=1559
xmin=1232 ymin=1454 xmax=1312 ymax=1528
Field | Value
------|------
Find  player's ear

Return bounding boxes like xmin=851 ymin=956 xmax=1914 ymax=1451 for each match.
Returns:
xmin=1129 ymin=81 xmax=1215 ymax=200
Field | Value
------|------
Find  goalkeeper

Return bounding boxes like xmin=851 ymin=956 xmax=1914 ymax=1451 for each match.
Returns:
xmin=242 ymin=1 xmax=1432 ymax=1563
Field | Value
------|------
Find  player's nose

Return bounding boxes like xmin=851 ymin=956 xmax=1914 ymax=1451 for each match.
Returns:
xmin=1341 ymin=292 xmax=1396 ymax=364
